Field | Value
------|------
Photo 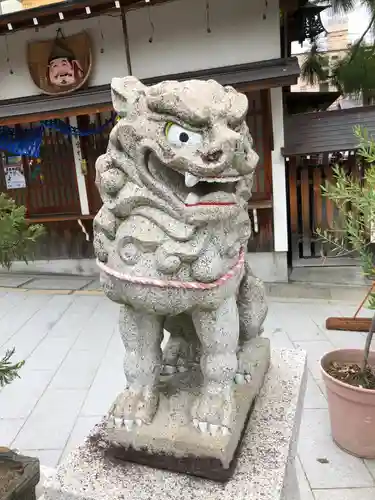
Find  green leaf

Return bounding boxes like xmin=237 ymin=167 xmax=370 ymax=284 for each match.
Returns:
xmin=316 ymin=127 xmax=375 ymax=276
xmin=0 ymin=348 xmax=24 ymax=387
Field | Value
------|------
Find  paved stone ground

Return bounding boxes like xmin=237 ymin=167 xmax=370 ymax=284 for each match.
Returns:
xmin=0 ymin=285 xmax=375 ymax=499
xmin=0 ymin=274 xmax=102 ymax=292
xmin=0 ymin=272 xmax=371 ymax=302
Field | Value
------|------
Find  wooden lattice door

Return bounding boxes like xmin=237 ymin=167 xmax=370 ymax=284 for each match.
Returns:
xmin=20 ymin=122 xmax=80 ymax=217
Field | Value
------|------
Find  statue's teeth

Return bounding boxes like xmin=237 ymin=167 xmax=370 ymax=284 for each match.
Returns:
xmin=185 ymin=193 xmax=200 ymax=205
xmin=205 ymin=177 xmax=238 ymax=183
xmin=185 ymin=172 xmax=199 ymax=187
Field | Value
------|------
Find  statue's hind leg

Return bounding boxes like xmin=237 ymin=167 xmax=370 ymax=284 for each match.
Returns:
xmin=109 ymin=304 xmax=163 ymax=429
xmin=162 ymin=314 xmax=200 ymax=375
xmin=236 ymin=259 xmax=268 ymax=384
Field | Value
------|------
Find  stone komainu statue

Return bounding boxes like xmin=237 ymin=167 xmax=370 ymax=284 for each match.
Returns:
xmin=93 ymin=76 xmax=267 ymax=437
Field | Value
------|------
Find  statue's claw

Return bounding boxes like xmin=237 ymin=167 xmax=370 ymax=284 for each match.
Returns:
xmin=108 ymin=386 xmax=158 ymax=431
xmin=191 ymin=388 xmax=234 ymax=436
xmin=193 ymin=421 xmax=231 ymax=437
xmin=124 ymin=419 xmax=134 ymax=431
xmin=208 ymin=423 xmax=220 ymax=436
xmin=113 ymin=417 xmax=123 ymax=428
xmin=161 ymin=361 xmax=190 ymax=375
xmin=234 ymin=372 xmax=252 ymax=384
xmin=198 ymin=421 xmax=207 ymax=433
xmin=161 ymin=364 xmax=177 ymax=375
xmin=111 ymin=417 xmax=144 ymax=430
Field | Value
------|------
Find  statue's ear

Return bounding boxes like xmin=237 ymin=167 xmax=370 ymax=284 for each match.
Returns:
xmin=111 ymin=76 xmax=146 ymax=117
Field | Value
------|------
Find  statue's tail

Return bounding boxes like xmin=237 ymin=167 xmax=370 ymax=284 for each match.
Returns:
xmin=237 ymin=258 xmax=268 ymax=341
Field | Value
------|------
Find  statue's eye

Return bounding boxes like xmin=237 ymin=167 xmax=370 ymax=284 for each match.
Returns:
xmin=165 ymin=122 xmax=202 ymax=148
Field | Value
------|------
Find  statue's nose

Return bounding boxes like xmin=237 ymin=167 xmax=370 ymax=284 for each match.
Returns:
xmin=203 ymin=149 xmax=223 ymax=163
xmin=201 ymin=125 xmax=239 ymax=164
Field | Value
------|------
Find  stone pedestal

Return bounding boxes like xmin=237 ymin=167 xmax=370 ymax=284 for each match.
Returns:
xmin=104 ymin=338 xmax=271 ymax=482
xmin=44 ymin=348 xmax=307 ymax=500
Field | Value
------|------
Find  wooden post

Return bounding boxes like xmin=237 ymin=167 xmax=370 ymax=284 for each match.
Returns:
xmin=121 ymin=6 xmax=133 ymax=76
xmin=270 ymin=87 xmax=288 ymax=252
xmin=69 ymin=116 xmax=90 ymax=215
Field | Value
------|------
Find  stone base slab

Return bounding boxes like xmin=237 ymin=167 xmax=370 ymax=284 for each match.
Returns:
xmin=103 ymin=337 xmax=270 ymax=481
xmin=44 ymin=348 xmax=307 ymax=500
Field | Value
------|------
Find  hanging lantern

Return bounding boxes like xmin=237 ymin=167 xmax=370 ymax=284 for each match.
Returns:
xmin=294 ymin=1 xmax=328 ymax=45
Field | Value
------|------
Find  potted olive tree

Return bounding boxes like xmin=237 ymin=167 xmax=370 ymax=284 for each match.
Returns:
xmin=317 ymin=126 xmax=375 ymax=458
xmin=0 ymin=193 xmax=44 ymax=500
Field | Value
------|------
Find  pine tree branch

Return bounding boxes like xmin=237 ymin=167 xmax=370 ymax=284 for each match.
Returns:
xmin=0 ymin=193 xmax=44 ymax=269
xmin=349 ymin=11 xmax=375 ymax=63
xmin=0 ymin=348 xmax=24 ymax=387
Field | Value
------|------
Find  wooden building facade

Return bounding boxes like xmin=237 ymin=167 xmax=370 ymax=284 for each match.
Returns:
xmin=0 ymin=0 xmax=316 ymax=279
xmin=283 ymin=105 xmax=375 ymax=268
xmin=0 ymin=86 xmax=278 ymax=260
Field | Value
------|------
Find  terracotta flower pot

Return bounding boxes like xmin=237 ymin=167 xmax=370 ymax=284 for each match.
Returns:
xmin=0 ymin=448 xmax=40 ymax=500
xmin=321 ymin=349 xmax=375 ymax=458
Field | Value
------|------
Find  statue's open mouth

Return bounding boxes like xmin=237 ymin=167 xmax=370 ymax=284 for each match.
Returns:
xmin=183 ymin=174 xmax=238 ymax=208
xmin=146 ymin=152 xmax=240 ymax=209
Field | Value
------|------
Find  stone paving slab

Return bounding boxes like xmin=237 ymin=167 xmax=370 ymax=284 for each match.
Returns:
xmin=313 ymin=489 xmax=375 ymax=500
xmin=0 ymin=275 xmax=35 ymax=288
xmin=23 ymin=277 xmax=95 ymax=291
xmin=265 ymin=282 xmax=369 ymax=302
xmin=82 ymin=279 xmax=101 ymax=291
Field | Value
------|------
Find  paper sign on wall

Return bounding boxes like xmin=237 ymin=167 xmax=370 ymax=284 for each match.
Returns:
xmin=4 ymin=156 xmax=26 ymax=190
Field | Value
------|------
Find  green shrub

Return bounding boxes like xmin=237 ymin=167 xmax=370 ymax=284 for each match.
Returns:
xmin=0 ymin=193 xmax=44 ymax=386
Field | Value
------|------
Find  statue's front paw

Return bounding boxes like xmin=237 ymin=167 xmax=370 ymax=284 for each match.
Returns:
xmin=191 ymin=387 xmax=234 ymax=437
xmin=235 ymin=346 xmax=258 ymax=385
xmin=108 ymin=385 xmax=159 ymax=430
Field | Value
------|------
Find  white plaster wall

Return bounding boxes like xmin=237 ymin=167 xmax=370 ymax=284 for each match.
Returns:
xmin=127 ymin=0 xmax=281 ymax=79
xmin=0 ymin=0 xmax=281 ymax=99
xmin=0 ymin=0 xmax=22 ymax=14
xmin=0 ymin=15 xmax=128 ymax=100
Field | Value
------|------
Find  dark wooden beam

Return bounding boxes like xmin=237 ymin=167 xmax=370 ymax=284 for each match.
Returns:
xmin=0 ymin=102 xmax=112 ymax=125
xmin=0 ymin=0 xmax=173 ymax=35
xmin=121 ymin=6 xmax=132 ymax=75
xmin=0 ymin=58 xmax=300 ymax=124
xmin=279 ymin=0 xmax=300 ymax=12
